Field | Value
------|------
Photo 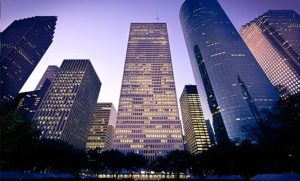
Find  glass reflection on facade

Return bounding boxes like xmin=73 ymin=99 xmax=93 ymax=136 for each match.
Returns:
xmin=180 ymin=0 xmax=279 ymax=143
xmin=0 ymin=16 xmax=57 ymax=106
xmin=240 ymin=10 xmax=300 ymax=97
xmin=86 ymin=103 xmax=117 ymax=150
xmin=180 ymin=85 xmax=212 ymax=154
xmin=114 ymin=23 xmax=184 ymax=160
xmin=33 ymin=59 xmax=101 ymax=149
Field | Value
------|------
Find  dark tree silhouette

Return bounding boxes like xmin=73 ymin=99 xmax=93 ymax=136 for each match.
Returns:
xmin=101 ymin=149 xmax=124 ymax=179
xmin=124 ymin=152 xmax=147 ymax=178
xmin=161 ymin=150 xmax=193 ymax=179
xmin=0 ymin=109 xmax=40 ymax=170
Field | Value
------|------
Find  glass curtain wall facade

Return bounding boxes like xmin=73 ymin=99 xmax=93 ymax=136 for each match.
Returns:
xmin=240 ymin=10 xmax=300 ymax=97
xmin=33 ymin=59 xmax=101 ymax=149
xmin=180 ymin=85 xmax=212 ymax=154
xmin=0 ymin=16 xmax=57 ymax=106
xmin=114 ymin=23 xmax=184 ymax=160
xmin=86 ymin=103 xmax=117 ymax=150
xmin=180 ymin=0 xmax=279 ymax=143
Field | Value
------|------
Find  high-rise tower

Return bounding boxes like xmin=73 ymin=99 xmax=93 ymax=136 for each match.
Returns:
xmin=0 ymin=16 xmax=57 ymax=106
xmin=180 ymin=85 xmax=212 ymax=154
xmin=35 ymin=65 xmax=59 ymax=90
xmin=240 ymin=10 xmax=300 ymax=97
xmin=180 ymin=0 xmax=279 ymax=143
xmin=15 ymin=65 xmax=59 ymax=121
xmin=33 ymin=59 xmax=101 ymax=149
xmin=86 ymin=103 xmax=117 ymax=150
xmin=114 ymin=23 xmax=184 ymax=160
xmin=15 ymin=79 xmax=51 ymax=121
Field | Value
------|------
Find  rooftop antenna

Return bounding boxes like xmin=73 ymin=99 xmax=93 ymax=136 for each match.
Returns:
xmin=155 ymin=10 xmax=160 ymax=22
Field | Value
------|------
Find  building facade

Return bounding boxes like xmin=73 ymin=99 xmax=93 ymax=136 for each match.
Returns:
xmin=33 ymin=59 xmax=101 ymax=149
xmin=180 ymin=0 xmax=279 ymax=143
xmin=0 ymin=16 xmax=57 ymax=107
xmin=35 ymin=65 xmax=59 ymax=90
xmin=86 ymin=103 xmax=117 ymax=150
xmin=114 ymin=23 xmax=184 ymax=160
xmin=15 ymin=79 xmax=51 ymax=121
xmin=15 ymin=65 xmax=59 ymax=121
xmin=180 ymin=85 xmax=213 ymax=154
xmin=240 ymin=10 xmax=300 ymax=97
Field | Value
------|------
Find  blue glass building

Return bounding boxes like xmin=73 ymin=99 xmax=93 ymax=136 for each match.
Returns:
xmin=180 ymin=0 xmax=279 ymax=143
xmin=0 ymin=16 xmax=57 ymax=107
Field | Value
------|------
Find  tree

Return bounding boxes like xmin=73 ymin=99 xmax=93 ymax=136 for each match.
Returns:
xmin=86 ymin=148 xmax=104 ymax=173
xmin=101 ymin=149 xmax=124 ymax=179
xmin=0 ymin=108 xmax=86 ymax=172
xmin=34 ymin=139 xmax=86 ymax=172
xmin=251 ymin=93 xmax=300 ymax=172
xmin=0 ymin=109 xmax=40 ymax=170
xmin=124 ymin=152 xmax=147 ymax=178
xmin=163 ymin=150 xmax=193 ymax=179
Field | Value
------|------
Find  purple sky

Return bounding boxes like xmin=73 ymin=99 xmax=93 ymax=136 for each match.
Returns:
xmin=1 ymin=0 xmax=299 ymax=109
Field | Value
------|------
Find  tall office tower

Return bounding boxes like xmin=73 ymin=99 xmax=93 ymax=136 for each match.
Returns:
xmin=114 ymin=23 xmax=184 ymax=160
xmin=15 ymin=64 xmax=58 ymax=121
xmin=15 ymin=79 xmax=51 ymax=121
xmin=180 ymin=85 xmax=212 ymax=154
xmin=33 ymin=59 xmax=101 ymax=149
xmin=86 ymin=103 xmax=117 ymax=150
xmin=180 ymin=0 xmax=279 ymax=143
xmin=240 ymin=10 xmax=300 ymax=97
xmin=0 ymin=16 xmax=57 ymax=106
xmin=35 ymin=65 xmax=59 ymax=90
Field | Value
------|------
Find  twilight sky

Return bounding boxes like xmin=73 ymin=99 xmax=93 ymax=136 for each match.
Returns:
xmin=1 ymin=0 xmax=299 ymax=109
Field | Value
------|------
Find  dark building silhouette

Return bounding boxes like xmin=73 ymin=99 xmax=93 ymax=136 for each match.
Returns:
xmin=15 ymin=65 xmax=59 ymax=121
xmin=15 ymin=79 xmax=51 ymax=121
xmin=0 ymin=16 xmax=57 ymax=107
xmin=240 ymin=10 xmax=300 ymax=97
xmin=35 ymin=65 xmax=59 ymax=90
xmin=33 ymin=59 xmax=101 ymax=149
xmin=180 ymin=0 xmax=279 ymax=143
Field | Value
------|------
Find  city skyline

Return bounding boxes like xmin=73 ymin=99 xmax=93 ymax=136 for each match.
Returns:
xmin=1 ymin=0 xmax=299 ymax=109
xmin=1 ymin=0 xmax=300 ymax=178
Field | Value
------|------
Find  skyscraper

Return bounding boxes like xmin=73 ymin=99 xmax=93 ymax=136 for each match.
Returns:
xmin=86 ymin=103 xmax=117 ymax=150
xmin=33 ymin=59 xmax=101 ymax=149
xmin=180 ymin=0 xmax=279 ymax=143
xmin=114 ymin=23 xmax=184 ymax=160
xmin=15 ymin=79 xmax=51 ymax=121
xmin=15 ymin=65 xmax=59 ymax=121
xmin=240 ymin=10 xmax=300 ymax=97
xmin=0 ymin=16 xmax=57 ymax=106
xmin=180 ymin=85 xmax=212 ymax=154
xmin=35 ymin=65 xmax=59 ymax=90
